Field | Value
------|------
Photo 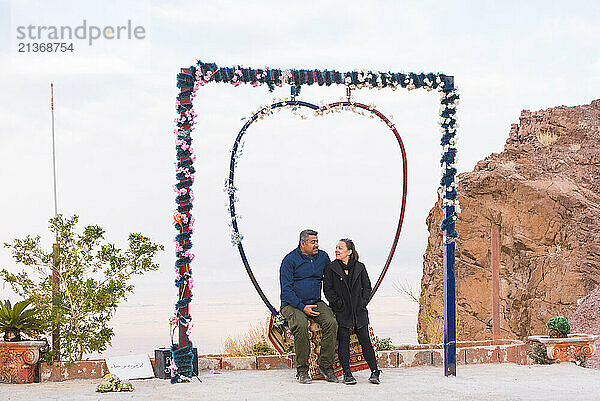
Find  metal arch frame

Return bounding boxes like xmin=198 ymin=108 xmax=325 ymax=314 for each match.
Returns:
xmin=227 ymin=99 xmax=408 ymax=316
xmin=173 ymin=61 xmax=459 ymax=378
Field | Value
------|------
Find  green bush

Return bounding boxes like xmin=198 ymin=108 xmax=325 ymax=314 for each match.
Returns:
xmin=375 ymin=336 xmax=394 ymax=351
xmin=527 ymin=341 xmax=553 ymax=365
xmin=547 ymin=316 xmax=570 ymax=338
xmin=251 ymin=341 xmax=277 ymax=356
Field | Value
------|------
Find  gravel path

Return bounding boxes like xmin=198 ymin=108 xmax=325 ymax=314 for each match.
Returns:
xmin=1 ymin=363 xmax=597 ymax=401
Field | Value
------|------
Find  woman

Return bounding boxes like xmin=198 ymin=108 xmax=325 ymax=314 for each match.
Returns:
xmin=323 ymin=238 xmax=381 ymax=384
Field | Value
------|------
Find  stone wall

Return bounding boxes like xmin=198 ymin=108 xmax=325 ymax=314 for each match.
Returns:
xmin=37 ymin=340 xmax=528 ymax=382
xmin=419 ymin=100 xmax=600 ymax=342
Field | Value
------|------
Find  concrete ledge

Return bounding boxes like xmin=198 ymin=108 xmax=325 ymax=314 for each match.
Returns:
xmin=221 ymin=356 xmax=257 ymax=370
xmin=377 ymin=350 xmax=399 ymax=368
xmin=395 ymin=339 xmax=528 ymax=366
xmin=398 ymin=350 xmax=434 ymax=367
xmin=431 ymin=348 xmax=467 ymax=366
xmin=498 ymin=343 xmax=528 ymax=365
xmin=40 ymin=360 xmax=108 ymax=382
xmin=395 ymin=344 xmax=436 ymax=350
xmin=198 ymin=357 xmax=222 ymax=370
xmin=35 ymin=339 xmax=528 ymax=381
xmin=257 ymin=355 xmax=293 ymax=370
xmin=464 ymin=346 xmax=499 ymax=364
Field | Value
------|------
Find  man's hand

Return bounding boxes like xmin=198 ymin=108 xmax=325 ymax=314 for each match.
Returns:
xmin=303 ymin=304 xmax=320 ymax=317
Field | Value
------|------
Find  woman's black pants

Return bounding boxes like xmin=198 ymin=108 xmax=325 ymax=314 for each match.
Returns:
xmin=337 ymin=325 xmax=378 ymax=375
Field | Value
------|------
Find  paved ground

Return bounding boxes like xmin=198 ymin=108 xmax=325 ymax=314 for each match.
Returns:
xmin=1 ymin=363 xmax=597 ymax=401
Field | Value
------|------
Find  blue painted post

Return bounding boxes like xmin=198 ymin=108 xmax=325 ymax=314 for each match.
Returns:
xmin=439 ymin=77 xmax=458 ymax=377
xmin=443 ymin=205 xmax=457 ymax=376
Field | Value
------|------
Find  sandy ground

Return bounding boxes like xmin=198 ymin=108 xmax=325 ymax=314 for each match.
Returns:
xmin=1 ymin=364 xmax=597 ymax=401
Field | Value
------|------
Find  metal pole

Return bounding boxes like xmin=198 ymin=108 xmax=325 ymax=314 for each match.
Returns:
xmin=51 ymin=83 xmax=58 ymax=216
xmin=52 ymin=244 xmax=60 ymax=356
xmin=443 ymin=206 xmax=457 ymax=376
xmin=491 ymin=224 xmax=501 ymax=340
xmin=50 ymin=83 xmax=60 ymax=358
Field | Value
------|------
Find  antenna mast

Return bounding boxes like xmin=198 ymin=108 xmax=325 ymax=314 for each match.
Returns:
xmin=51 ymin=83 xmax=58 ymax=216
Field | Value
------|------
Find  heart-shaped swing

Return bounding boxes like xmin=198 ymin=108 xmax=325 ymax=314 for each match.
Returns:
xmin=226 ymin=94 xmax=408 ymax=317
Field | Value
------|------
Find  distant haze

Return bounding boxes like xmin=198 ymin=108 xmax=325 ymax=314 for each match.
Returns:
xmin=1 ymin=0 xmax=598 ymax=354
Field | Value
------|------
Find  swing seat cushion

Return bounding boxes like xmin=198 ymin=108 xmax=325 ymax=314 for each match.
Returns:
xmin=267 ymin=315 xmax=377 ymax=378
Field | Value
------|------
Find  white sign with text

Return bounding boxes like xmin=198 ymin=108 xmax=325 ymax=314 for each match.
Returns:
xmin=105 ymin=354 xmax=154 ymax=380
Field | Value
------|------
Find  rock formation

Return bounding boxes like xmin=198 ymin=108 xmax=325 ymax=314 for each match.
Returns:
xmin=570 ymin=286 xmax=600 ymax=368
xmin=418 ymin=99 xmax=600 ymax=343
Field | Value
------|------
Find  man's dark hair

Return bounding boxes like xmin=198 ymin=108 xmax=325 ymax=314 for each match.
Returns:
xmin=299 ymin=229 xmax=318 ymax=246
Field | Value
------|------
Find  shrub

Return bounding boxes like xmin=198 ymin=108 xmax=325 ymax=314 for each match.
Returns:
xmin=547 ymin=316 xmax=570 ymax=338
xmin=527 ymin=341 xmax=553 ymax=365
xmin=251 ymin=341 xmax=277 ymax=356
xmin=223 ymin=319 xmax=277 ymax=356
xmin=375 ymin=336 xmax=394 ymax=351
xmin=1 ymin=214 xmax=163 ymax=362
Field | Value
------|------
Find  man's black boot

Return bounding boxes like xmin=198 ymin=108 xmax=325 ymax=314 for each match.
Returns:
xmin=318 ymin=366 xmax=339 ymax=383
xmin=296 ymin=371 xmax=312 ymax=384
xmin=369 ymin=369 xmax=381 ymax=384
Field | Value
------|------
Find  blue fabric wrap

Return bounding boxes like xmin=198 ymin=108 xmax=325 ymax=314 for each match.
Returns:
xmin=170 ymin=342 xmax=194 ymax=383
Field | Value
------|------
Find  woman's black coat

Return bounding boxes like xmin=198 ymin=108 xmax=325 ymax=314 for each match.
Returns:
xmin=323 ymin=259 xmax=372 ymax=329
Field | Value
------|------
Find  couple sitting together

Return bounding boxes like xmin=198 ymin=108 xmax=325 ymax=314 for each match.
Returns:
xmin=279 ymin=229 xmax=381 ymax=385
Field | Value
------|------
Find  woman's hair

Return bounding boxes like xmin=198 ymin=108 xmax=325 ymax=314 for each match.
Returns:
xmin=340 ymin=238 xmax=359 ymax=262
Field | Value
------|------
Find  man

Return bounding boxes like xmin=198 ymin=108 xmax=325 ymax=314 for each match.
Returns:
xmin=280 ymin=229 xmax=339 ymax=384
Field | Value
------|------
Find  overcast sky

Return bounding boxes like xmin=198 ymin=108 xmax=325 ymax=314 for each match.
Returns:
xmin=0 ymin=0 xmax=599 ymax=352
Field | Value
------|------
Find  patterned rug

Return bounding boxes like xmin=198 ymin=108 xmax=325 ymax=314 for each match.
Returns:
xmin=268 ymin=314 xmax=377 ymax=379
xmin=267 ymin=314 xmax=294 ymax=355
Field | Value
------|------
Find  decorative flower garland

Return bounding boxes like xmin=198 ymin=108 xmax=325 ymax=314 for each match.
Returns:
xmin=170 ymin=67 xmax=197 ymax=383
xmin=438 ymin=89 xmax=460 ymax=242
xmin=171 ymin=60 xmax=459 ymax=383
xmin=191 ymin=60 xmax=453 ymax=92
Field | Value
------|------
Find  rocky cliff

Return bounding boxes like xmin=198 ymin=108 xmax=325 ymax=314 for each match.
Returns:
xmin=571 ymin=285 xmax=600 ymax=368
xmin=418 ymin=99 xmax=600 ymax=343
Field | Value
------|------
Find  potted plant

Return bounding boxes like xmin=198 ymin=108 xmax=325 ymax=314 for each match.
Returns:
xmin=0 ymin=299 xmax=47 ymax=383
xmin=528 ymin=316 xmax=599 ymax=365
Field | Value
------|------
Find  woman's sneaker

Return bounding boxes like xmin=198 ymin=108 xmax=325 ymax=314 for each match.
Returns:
xmin=343 ymin=374 xmax=357 ymax=385
xmin=369 ymin=369 xmax=381 ymax=384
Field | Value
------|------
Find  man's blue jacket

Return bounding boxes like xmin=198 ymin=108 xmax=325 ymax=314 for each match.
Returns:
xmin=280 ymin=248 xmax=330 ymax=311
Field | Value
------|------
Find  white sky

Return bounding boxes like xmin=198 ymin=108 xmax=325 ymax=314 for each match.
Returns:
xmin=0 ymin=0 xmax=599 ymax=353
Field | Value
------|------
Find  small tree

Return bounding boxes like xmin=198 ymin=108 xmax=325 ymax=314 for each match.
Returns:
xmin=0 ymin=214 xmax=164 ymax=362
